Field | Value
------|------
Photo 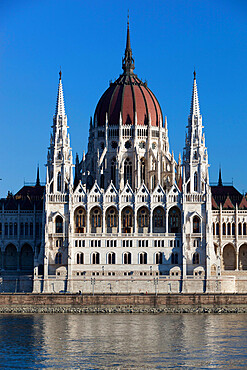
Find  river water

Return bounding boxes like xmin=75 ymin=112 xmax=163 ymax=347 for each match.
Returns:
xmin=0 ymin=314 xmax=247 ymax=369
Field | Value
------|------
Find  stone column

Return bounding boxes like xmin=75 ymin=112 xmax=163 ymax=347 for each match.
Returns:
xmin=150 ymin=209 xmax=153 ymax=234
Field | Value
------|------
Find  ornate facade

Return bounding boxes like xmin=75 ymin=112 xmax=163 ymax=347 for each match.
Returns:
xmin=1 ymin=24 xmax=247 ymax=293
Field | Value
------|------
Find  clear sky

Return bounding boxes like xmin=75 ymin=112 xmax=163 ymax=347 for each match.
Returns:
xmin=0 ymin=0 xmax=247 ymax=197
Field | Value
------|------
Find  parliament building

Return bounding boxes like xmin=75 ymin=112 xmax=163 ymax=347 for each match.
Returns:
xmin=1 ymin=23 xmax=247 ymax=294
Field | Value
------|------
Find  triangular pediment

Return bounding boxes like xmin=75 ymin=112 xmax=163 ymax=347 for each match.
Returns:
xmin=121 ymin=181 xmax=134 ymax=195
xmin=136 ymin=183 xmax=150 ymax=196
xmin=74 ymin=180 xmax=86 ymax=196
xmin=152 ymin=183 xmax=166 ymax=196
xmin=89 ymin=181 xmax=103 ymax=196
xmin=167 ymin=183 xmax=180 ymax=195
xmin=189 ymin=211 xmax=203 ymax=220
xmin=105 ymin=181 xmax=118 ymax=196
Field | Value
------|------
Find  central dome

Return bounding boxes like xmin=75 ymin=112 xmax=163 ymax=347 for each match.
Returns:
xmin=94 ymin=23 xmax=163 ymax=128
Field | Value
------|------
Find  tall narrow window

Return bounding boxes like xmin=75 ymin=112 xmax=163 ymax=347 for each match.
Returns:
xmin=111 ymin=157 xmax=116 ymax=186
xmin=124 ymin=158 xmax=132 ymax=187
xmin=55 ymin=216 xmax=63 ymax=233
xmin=57 ymin=172 xmax=62 ymax=192
xmin=193 ymin=216 xmax=200 ymax=233
xmin=140 ymin=158 xmax=145 ymax=184
xmin=194 ymin=172 xmax=198 ymax=192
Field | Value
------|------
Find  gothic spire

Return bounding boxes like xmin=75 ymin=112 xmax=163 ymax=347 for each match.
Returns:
xmin=218 ymin=167 xmax=223 ymax=186
xmin=55 ymin=70 xmax=66 ymax=116
xmin=122 ymin=15 xmax=135 ymax=74
xmin=190 ymin=70 xmax=200 ymax=117
xmin=36 ymin=165 xmax=40 ymax=186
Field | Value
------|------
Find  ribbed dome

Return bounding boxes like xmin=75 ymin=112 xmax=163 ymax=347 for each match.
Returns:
xmin=94 ymin=74 xmax=163 ymax=127
xmin=94 ymin=22 xmax=163 ymax=128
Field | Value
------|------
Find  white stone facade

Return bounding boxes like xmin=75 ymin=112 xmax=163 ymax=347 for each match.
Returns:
xmin=1 ymin=29 xmax=247 ymax=294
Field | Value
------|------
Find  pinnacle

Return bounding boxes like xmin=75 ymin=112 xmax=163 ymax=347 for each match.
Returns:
xmin=55 ymin=72 xmax=66 ymax=116
xmin=122 ymin=16 xmax=135 ymax=74
xmin=190 ymin=72 xmax=200 ymax=117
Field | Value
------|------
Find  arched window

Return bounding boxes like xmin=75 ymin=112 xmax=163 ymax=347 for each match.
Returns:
xmin=223 ymin=223 xmax=226 ymax=235
xmin=139 ymin=252 xmax=147 ymax=264
xmin=91 ymin=208 xmax=102 ymax=229
xmin=232 ymin=223 xmax=236 ymax=236
xmin=243 ymin=223 xmax=247 ymax=236
xmin=140 ymin=158 xmax=145 ymax=184
xmin=213 ymin=223 xmax=215 ymax=236
xmin=123 ymin=252 xmax=131 ymax=264
xmin=168 ymin=207 xmax=181 ymax=233
xmin=192 ymin=253 xmax=199 ymax=264
xmin=5 ymin=244 xmax=17 ymax=270
xmin=239 ymin=223 xmax=242 ymax=235
xmin=111 ymin=157 xmax=116 ymax=185
xmin=216 ymin=222 xmax=219 ymax=235
xmin=57 ymin=172 xmax=62 ymax=192
xmin=193 ymin=216 xmax=200 ymax=233
xmin=194 ymin=172 xmax=198 ymax=192
xmin=155 ymin=252 xmax=163 ymax=264
xmin=239 ymin=244 xmax=247 ymax=270
xmin=171 ymin=252 xmax=178 ymax=264
xmin=55 ymin=216 xmax=63 ymax=233
xmin=106 ymin=207 xmax=118 ymax=229
xmin=124 ymin=158 xmax=132 ymax=187
xmin=76 ymin=253 xmax=84 ymax=264
xmin=108 ymin=252 xmax=116 ymax=264
xmin=137 ymin=207 xmax=149 ymax=230
xmin=74 ymin=207 xmax=86 ymax=233
xmin=92 ymin=252 xmax=100 ymax=264
xmin=153 ymin=207 xmax=165 ymax=230
xmin=223 ymin=244 xmax=236 ymax=270
xmin=227 ymin=223 xmax=231 ymax=235
xmin=20 ymin=244 xmax=34 ymax=271
xmin=55 ymin=252 xmax=62 ymax=264
xmin=122 ymin=207 xmax=133 ymax=233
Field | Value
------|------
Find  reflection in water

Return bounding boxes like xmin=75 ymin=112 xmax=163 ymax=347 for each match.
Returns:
xmin=0 ymin=314 xmax=247 ymax=368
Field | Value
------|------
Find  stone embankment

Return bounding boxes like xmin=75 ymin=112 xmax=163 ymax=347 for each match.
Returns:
xmin=0 ymin=293 xmax=247 ymax=314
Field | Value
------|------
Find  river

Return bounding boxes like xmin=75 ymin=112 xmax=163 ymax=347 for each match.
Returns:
xmin=0 ymin=314 xmax=247 ymax=369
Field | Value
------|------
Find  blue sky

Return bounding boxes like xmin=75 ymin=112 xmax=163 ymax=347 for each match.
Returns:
xmin=0 ymin=0 xmax=247 ymax=196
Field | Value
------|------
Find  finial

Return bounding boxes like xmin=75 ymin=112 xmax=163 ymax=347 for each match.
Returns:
xmin=36 ymin=164 xmax=40 ymax=187
xmin=218 ymin=166 xmax=223 ymax=187
xmin=59 ymin=68 xmax=62 ymax=81
xmin=122 ymin=15 xmax=135 ymax=74
xmin=193 ymin=69 xmax=196 ymax=80
xmin=127 ymin=9 xmax=129 ymax=28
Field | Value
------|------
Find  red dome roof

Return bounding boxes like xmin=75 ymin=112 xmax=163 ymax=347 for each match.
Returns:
xmin=94 ymin=74 xmax=163 ymax=127
xmin=94 ymin=22 xmax=163 ymax=128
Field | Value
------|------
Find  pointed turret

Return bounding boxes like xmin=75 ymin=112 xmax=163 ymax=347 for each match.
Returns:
xmin=183 ymin=71 xmax=209 ymax=193
xmin=218 ymin=167 xmax=223 ymax=186
xmin=122 ymin=15 xmax=135 ymax=74
xmin=55 ymin=70 xmax=66 ymax=117
xmin=190 ymin=70 xmax=200 ymax=118
xmin=46 ymin=71 xmax=73 ymax=193
xmin=36 ymin=165 xmax=40 ymax=187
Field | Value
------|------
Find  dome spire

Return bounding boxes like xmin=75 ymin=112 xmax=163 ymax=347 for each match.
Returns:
xmin=122 ymin=13 xmax=135 ymax=74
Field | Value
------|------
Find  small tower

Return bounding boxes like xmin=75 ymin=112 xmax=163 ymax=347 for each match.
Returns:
xmin=46 ymin=71 xmax=73 ymax=193
xmin=42 ymin=71 xmax=74 ymax=293
xmin=183 ymin=71 xmax=209 ymax=194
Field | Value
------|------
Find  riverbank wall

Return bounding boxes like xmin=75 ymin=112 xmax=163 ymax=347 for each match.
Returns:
xmin=0 ymin=293 xmax=247 ymax=313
